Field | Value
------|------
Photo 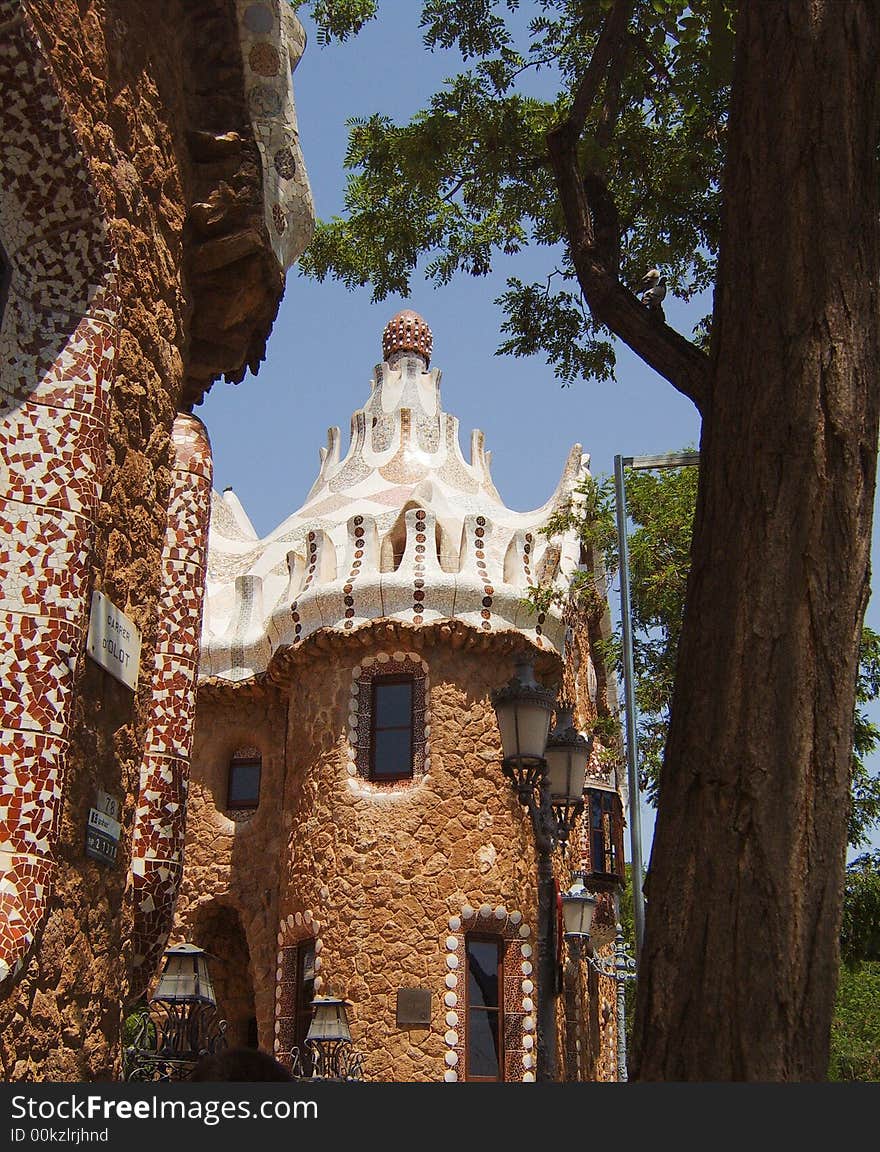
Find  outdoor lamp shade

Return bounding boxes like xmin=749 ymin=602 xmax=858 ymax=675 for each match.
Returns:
xmin=562 ymin=877 xmax=597 ymax=939
xmin=491 ymin=656 xmax=555 ymax=763
xmin=545 ymin=705 xmax=592 ymax=803
xmin=307 ymin=995 xmax=352 ymax=1043
xmin=152 ymin=943 xmax=216 ymax=1005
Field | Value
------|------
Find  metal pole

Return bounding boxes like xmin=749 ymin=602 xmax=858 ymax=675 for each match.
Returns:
xmin=613 ymin=450 xmax=700 ymax=965
xmin=614 ymin=453 xmax=646 ymax=963
xmin=531 ymin=781 xmax=557 ymax=1082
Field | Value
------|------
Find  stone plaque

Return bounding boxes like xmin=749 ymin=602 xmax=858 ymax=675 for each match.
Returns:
xmin=396 ymin=988 xmax=432 ymax=1028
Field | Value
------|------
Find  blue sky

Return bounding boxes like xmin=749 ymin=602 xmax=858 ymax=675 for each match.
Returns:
xmin=200 ymin=4 xmax=879 ymax=860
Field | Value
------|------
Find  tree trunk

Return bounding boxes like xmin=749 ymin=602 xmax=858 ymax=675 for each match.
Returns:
xmin=631 ymin=1 xmax=880 ymax=1080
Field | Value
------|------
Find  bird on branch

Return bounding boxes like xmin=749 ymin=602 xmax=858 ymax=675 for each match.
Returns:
xmin=639 ymin=268 xmax=667 ymax=319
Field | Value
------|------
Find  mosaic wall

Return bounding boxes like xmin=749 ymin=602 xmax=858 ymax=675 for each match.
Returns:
xmin=129 ymin=414 xmax=213 ymax=996
xmin=0 ymin=0 xmax=118 ymax=985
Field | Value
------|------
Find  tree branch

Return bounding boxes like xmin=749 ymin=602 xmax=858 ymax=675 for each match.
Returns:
xmin=547 ymin=0 xmax=710 ymax=413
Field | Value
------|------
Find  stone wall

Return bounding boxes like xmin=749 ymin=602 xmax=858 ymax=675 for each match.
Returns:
xmin=0 ymin=0 xmax=300 ymax=1079
xmin=178 ymin=622 xmax=616 ymax=1082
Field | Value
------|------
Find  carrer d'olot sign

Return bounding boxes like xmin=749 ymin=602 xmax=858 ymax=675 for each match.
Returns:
xmin=86 ymin=589 xmax=141 ymax=691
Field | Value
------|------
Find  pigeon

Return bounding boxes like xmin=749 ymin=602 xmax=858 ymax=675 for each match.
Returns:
xmin=640 ymin=268 xmax=667 ymax=317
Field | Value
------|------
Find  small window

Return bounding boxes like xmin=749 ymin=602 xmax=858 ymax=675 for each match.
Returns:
xmin=588 ymin=788 xmax=621 ymax=877
xmin=227 ymin=750 xmax=261 ymax=810
xmin=466 ymin=936 xmax=503 ymax=1081
xmin=370 ymin=676 xmax=413 ymax=781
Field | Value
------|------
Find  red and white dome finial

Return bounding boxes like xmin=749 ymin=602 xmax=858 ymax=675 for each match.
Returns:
xmin=382 ymin=309 xmax=433 ymax=366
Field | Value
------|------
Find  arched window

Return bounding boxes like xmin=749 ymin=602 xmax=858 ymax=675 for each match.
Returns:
xmin=226 ymin=747 xmax=262 ymax=810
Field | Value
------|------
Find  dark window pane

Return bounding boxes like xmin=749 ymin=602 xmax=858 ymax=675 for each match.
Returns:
xmin=372 ymin=728 xmax=412 ymax=777
xmin=466 ymin=940 xmax=499 ymax=1009
xmin=468 ymin=1010 xmax=501 ymax=1078
xmin=228 ymin=760 xmax=261 ymax=807
xmin=374 ymin=681 xmax=412 ymax=727
xmin=0 ymin=243 xmax=9 ymax=321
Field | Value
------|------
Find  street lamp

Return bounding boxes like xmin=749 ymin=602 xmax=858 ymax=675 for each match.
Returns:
xmin=491 ymin=655 xmax=591 ymax=1082
xmin=124 ymin=943 xmax=227 ymax=1081
xmin=304 ymin=993 xmax=364 ymax=1081
xmin=561 ymin=878 xmax=637 ymax=1082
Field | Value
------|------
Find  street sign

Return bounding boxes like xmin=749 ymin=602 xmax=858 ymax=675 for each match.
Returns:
xmin=86 ymin=590 xmax=141 ymax=691
xmin=85 ymin=789 xmax=122 ymax=866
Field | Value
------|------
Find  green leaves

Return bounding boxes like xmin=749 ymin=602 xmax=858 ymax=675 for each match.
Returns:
xmin=535 ymin=459 xmax=880 ymax=843
xmin=297 ymin=0 xmax=733 ymax=384
xmin=301 ymin=0 xmax=378 ymax=45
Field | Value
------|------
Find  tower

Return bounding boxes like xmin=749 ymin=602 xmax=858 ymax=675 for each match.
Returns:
xmin=175 ymin=311 xmax=625 ymax=1081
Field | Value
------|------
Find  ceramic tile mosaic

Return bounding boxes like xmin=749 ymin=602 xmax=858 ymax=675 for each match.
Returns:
xmin=234 ymin=1 xmax=314 ymax=269
xmin=0 ymin=1 xmax=120 ymax=985
xmin=200 ymin=314 xmax=591 ymax=682
xmin=129 ymin=415 xmax=212 ymax=995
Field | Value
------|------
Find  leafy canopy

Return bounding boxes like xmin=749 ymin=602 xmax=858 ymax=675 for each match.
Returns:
xmin=296 ymin=0 xmax=731 ymax=384
xmin=539 ymin=462 xmax=880 ymax=849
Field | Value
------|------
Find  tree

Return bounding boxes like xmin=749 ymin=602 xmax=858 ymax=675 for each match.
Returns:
xmin=549 ymin=464 xmax=880 ymax=847
xmin=298 ymin=0 xmax=880 ymax=1079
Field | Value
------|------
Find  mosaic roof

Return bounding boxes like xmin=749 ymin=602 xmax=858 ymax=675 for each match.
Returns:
xmin=201 ymin=314 xmax=592 ymax=680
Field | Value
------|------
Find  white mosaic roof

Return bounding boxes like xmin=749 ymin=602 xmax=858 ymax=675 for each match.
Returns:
xmin=201 ymin=312 xmax=592 ymax=681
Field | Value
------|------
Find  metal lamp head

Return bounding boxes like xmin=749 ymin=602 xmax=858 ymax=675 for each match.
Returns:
xmin=306 ymin=994 xmax=352 ymax=1044
xmin=561 ymin=875 xmax=598 ymax=940
xmin=491 ymin=655 xmax=556 ymax=800
xmin=152 ymin=943 xmax=217 ymax=1006
xmin=545 ymin=704 xmax=592 ymax=803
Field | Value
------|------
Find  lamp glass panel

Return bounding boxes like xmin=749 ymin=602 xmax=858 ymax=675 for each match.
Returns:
xmin=495 ymin=697 xmax=551 ymax=762
xmin=307 ymin=1001 xmax=351 ymax=1043
xmin=544 ymin=746 xmax=582 ymax=803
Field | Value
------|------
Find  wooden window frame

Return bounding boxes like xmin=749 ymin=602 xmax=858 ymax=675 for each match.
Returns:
xmin=588 ymin=789 xmax=622 ymax=879
xmin=294 ymin=939 xmax=316 ymax=1075
xmin=369 ymin=674 xmax=415 ymax=783
xmin=464 ymin=933 xmax=504 ymax=1083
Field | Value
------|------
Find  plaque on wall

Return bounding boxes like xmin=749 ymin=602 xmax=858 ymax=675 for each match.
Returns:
xmin=396 ymin=988 xmax=432 ymax=1028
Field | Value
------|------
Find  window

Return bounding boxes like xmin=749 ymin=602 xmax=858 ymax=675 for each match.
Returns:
xmin=294 ymin=940 xmax=316 ymax=1074
xmin=370 ymin=675 xmax=414 ymax=781
xmin=587 ymin=787 xmax=623 ymax=878
xmin=465 ymin=935 xmax=503 ymax=1081
xmin=226 ymin=749 xmax=261 ymax=810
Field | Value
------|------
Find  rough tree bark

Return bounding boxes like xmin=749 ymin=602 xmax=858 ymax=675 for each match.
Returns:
xmin=629 ymin=1 xmax=880 ymax=1079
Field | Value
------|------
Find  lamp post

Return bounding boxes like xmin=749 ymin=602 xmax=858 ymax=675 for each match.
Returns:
xmin=304 ymin=993 xmax=364 ymax=1081
xmin=614 ymin=450 xmax=699 ymax=962
xmin=561 ymin=877 xmax=637 ymax=1082
xmin=491 ymin=655 xmax=591 ymax=1083
xmin=124 ymin=943 xmax=227 ymax=1081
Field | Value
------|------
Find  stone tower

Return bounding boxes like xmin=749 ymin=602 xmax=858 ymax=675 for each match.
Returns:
xmin=175 ymin=312 xmax=625 ymax=1081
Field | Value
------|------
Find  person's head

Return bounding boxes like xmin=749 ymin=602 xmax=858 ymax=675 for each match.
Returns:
xmin=190 ymin=1047 xmax=293 ymax=1082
